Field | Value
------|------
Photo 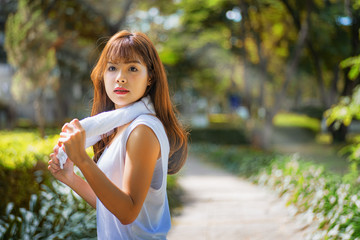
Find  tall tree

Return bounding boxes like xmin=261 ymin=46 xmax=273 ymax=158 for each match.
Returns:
xmin=5 ymin=0 xmax=58 ymax=137
xmin=153 ymin=0 xmax=358 ymax=146
xmin=37 ymin=0 xmax=136 ymax=120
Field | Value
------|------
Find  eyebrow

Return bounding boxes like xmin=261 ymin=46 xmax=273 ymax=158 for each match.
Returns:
xmin=108 ymin=60 xmax=142 ymax=65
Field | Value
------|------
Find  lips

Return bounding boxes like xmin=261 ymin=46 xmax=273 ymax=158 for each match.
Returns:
xmin=114 ymin=87 xmax=129 ymax=95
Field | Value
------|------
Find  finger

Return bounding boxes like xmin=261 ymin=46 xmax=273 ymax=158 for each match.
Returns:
xmin=71 ymin=119 xmax=85 ymax=132
xmin=66 ymin=123 xmax=76 ymax=132
xmin=58 ymin=136 xmax=70 ymax=144
xmin=62 ymin=122 xmax=76 ymax=133
xmin=48 ymin=165 xmax=55 ymax=172
xmin=74 ymin=119 xmax=86 ymax=136
xmin=48 ymin=159 xmax=60 ymax=171
xmin=53 ymin=144 xmax=60 ymax=153
xmin=48 ymin=164 xmax=60 ymax=174
xmin=50 ymin=154 xmax=60 ymax=165
xmin=70 ymin=118 xmax=79 ymax=125
xmin=61 ymin=122 xmax=69 ymax=132
xmin=50 ymin=164 xmax=60 ymax=171
xmin=48 ymin=158 xmax=59 ymax=169
xmin=59 ymin=132 xmax=70 ymax=138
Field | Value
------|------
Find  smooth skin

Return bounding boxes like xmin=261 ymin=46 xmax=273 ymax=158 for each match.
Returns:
xmin=104 ymin=59 xmax=149 ymax=109
xmin=48 ymin=58 xmax=159 ymax=225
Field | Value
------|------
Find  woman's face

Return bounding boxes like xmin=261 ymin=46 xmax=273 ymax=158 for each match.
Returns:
xmin=104 ymin=57 xmax=149 ymax=109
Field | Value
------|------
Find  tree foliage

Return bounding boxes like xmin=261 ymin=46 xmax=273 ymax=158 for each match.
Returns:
xmin=146 ymin=0 xmax=360 ymax=147
xmin=4 ymin=0 xmax=360 ymax=144
xmin=5 ymin=0 xmax=58 ymax=137
xmin=323 ymin=0 xmax=360 ymax=161
xmin=5 ymin=0 xmax=58 ymax=97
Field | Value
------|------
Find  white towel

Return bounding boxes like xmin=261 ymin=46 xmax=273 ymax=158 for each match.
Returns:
xmin=57 ymin=96 xmax=155 ymax=169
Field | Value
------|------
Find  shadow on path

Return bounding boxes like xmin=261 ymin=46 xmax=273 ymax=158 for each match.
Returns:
xmin=168 ymin=155 xmax=312 ymax=240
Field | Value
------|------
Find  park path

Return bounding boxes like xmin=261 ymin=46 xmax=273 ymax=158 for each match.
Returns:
xmin=167 ymin=154 xmax=311 ymax=240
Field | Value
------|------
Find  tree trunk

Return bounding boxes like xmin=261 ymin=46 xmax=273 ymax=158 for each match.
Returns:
xmin=308 ymin=44 xmax=329 ymax=107
xmin=238 ymin=0 xmax=273 ymax=149
xmin=281 ymin=0 xmax=330 ymax=107
xmin=260 ymin=112 xmax=273 ymax=150
xmin=34 ymin=90 xmax=45 ymax=138
xmin=238 ymin=1 xmax=252 ymax=117
xmin=329 ymin=65 xmax=339 ymax=106
xmin=328 ymin=122 xmax=348 ymax=143
xmin=109 ymin=0 xmax=133 ymax=34
xmin=274 ymin=0 xmax=310 ymax=113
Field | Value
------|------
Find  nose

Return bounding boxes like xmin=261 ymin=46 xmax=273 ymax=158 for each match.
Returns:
xmin=116 ymin=72 xmax=127 ymax=84
xmin=117 ymin=78 xmax=126 ymax=84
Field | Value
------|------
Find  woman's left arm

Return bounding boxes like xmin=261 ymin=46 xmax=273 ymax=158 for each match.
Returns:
xmin=60 ymin=119 xmax=160 ymax=225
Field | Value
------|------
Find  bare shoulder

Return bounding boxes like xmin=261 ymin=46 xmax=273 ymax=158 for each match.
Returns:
xmin=127 ymin=124 xmax=160 ymax=151
xmin=129 ymin=124 xmax=157 ymax=141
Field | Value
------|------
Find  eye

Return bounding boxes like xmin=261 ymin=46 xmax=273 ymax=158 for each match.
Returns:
xmin=108 ymin=66 xmax=116 ymax=71
xmin=129 ymin=66 xmax=138 ymax=72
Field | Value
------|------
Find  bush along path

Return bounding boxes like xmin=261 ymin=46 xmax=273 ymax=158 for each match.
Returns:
xmin=167 ymin=154 xmax=312 ymax=240
xmin=257 ymin=155 xmax=360 ymax=240
xmin=0 ymin=129 xmax=182 ymax=239
xmin=185 ymin=144 xmax=360 ymax=240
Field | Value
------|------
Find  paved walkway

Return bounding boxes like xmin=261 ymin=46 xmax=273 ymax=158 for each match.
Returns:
xmin=167 ymin=155 xmax=312 ymax=240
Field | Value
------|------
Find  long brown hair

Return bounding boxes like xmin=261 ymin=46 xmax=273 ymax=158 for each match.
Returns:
xmin=90 ymin=30 xmax=188 ymax=174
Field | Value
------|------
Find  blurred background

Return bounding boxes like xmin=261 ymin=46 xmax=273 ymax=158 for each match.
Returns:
xmin=1 ymin=0 xmax=360 ymax=149
xmin=2 ymin=0 xmax=360 ymax=239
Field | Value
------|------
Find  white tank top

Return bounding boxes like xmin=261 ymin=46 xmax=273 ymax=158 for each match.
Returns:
xmin=96 ymin=114 xmax=171 ymax=239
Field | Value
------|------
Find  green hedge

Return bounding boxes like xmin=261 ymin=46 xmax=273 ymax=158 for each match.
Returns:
xmin=0 ymin=130 xmax=58 ymax=215
xmin=272 ymin=126 xmax=317 ymax=144
xmin=0 ymin=129 xmax=183 ymax=238
xmin=192 ymin=144 xmax=360 ymax=239
xmin=190 ymin=128 xmax=249 ymax=145
xmin=272 ymin=112 xmax=321 ymax=144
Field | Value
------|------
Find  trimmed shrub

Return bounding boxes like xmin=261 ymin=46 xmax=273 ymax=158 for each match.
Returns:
xmin=0 ymin=130 xmax=58 ymax=215
xmin=273 ymin=126 xmax=317 ymax=144
xmin=272 ymin=112 xmax=321 ymax=144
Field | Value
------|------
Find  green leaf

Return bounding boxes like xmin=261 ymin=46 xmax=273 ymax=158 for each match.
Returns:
xmin=340 ymin=55 xmax=360 ymax=69
xmin=348 ymin=65 xmax=360 ymax=80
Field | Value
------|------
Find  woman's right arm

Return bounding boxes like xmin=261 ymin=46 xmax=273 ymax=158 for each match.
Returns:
xmin=48 ymin=146 xmax=97 ymax=209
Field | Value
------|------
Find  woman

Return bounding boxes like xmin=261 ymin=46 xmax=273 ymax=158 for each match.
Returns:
xmin=48 ymin=30 xmax=188 ymax=239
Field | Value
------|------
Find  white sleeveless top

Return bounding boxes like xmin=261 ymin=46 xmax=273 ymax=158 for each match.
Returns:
xmin=96 ymin=114 xmax=171 ymax=239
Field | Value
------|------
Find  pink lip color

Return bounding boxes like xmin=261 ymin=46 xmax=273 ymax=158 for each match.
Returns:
xmin=114 ymin=87 xmax=129 ymax=95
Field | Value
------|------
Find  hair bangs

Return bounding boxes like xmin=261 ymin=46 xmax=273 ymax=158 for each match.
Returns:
xmin=106 ymin=37 xmax=143 ymax=64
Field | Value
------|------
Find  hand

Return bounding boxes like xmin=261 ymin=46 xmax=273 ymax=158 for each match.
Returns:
xmin=48 ymin=144 xmax=75 ymax=185
xmin=58 ymin=119 xmax=88 ymax=166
